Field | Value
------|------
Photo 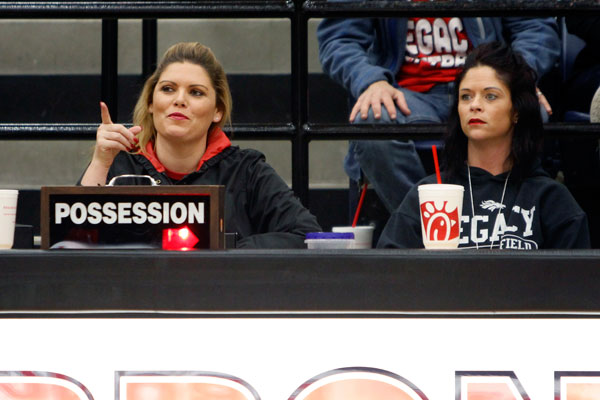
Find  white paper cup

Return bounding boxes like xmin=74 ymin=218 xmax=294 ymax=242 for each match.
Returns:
xmin=0 ymin=190 xmax=18 ymax=249
xmin=417 ymin=184 xmax=463 ymax=249
xmin=332 ymin=226 xmax=375 ymax=249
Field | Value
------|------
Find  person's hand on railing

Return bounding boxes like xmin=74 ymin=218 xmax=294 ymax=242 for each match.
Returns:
xmin=80 ymin=102 xmax=141 ymax=186
xmin=350 ymin=80 xmax=411 ymax=122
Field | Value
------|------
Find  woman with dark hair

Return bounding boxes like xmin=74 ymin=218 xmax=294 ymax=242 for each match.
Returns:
xmin=378 ymin=42 xmax=590 ymax=249
xmin=79 ymin=42 xmax=321 ymax=248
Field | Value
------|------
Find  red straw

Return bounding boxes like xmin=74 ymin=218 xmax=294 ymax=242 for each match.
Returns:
xmin=432 ymin=145 xmax=442 ymax=184
xmin=352 ymin=182 xmax=368 ymax=227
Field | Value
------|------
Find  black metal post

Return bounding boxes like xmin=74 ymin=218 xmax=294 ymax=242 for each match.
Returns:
xmin=142 ymin=19 xmax=157 ymax=79
xmin=291 ymin=1 xmax=309 ymax=206
xmin=101 ymin=19 xmax=119 ymax=120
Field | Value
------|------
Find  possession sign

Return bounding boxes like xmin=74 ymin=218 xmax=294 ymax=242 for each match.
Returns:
xmin=41 ymin=185 xmax=224 ymax=250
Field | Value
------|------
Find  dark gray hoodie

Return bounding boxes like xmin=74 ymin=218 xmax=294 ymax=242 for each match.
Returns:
xmin=378 ymin=161 xmax=590 ymax=249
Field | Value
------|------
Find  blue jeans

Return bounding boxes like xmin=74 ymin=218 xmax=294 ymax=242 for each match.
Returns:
xmin=345 ymin=83 xmax=454 ymax=213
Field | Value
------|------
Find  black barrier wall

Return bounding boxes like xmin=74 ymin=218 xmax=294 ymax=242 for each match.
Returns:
xmin=1 ymin=249 xmax=600 ymax=313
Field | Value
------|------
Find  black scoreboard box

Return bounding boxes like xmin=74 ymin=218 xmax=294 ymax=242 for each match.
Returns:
xmin=41 ymin=185 xmax=225 ymax=250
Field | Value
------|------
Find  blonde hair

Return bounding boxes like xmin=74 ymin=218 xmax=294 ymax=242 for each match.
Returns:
xmin=132 ymin=42 xmax=232 ymax=153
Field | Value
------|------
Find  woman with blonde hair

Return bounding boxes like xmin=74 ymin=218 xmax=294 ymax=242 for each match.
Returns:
xmin=80 ymin=42 xmax=321 ymax=248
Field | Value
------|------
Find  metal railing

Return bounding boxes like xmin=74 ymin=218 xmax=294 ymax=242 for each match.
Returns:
xmin=0 ymin=0 xmax=599 ymax=205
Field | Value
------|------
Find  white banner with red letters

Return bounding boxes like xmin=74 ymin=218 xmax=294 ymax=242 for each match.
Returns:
xmin=0 ymin=317 xmax=599 ymax=400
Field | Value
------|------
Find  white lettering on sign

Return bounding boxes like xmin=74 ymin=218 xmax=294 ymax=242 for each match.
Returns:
xmin=55 ymin=203 xmax=70 ymax=224
xmin=53 ymin=202 xmax=205 ymax=225
xmin=188 ymin=202 xmax=204 ymax=224
xmin=170 ymin=203 xmax=186 ymax=224
xmin=148 ymin=202 xmax=162 ymax=224
xmin=88 ymin=202 xmax=102 ymax=225
xmin=70 ymin=203 xmax=87 ymax=225
xmin=117 ymin=202 xmax=132 ymax=224
xmin=132 ymin=202 xmax=147 ymax=224
xmin=103 ymin=202 xmax=117 ymax=224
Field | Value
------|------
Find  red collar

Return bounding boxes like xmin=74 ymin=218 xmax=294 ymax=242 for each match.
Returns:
xmin=142 ymin=127 xmax=231 ymax=180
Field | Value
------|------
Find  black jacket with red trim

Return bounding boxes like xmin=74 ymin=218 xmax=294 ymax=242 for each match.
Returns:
xmin=82 ymin=145 xmax=321 ymax=249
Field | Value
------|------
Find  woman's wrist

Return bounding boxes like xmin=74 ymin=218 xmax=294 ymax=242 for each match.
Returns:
xmin=89 ymin=147 xmax=119 ymax=170
xmin=80 ymin=159 xmax=112 ymax=186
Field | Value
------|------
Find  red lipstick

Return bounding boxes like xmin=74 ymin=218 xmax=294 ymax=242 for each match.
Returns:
xmin=168 ymin=112 xmax=189 ymax=120
xmin=469 ymin=118 xmax=485 ymax=125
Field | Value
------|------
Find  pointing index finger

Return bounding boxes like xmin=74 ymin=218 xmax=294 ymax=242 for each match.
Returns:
xmin=100 ymin=101 xmax=113 ymax=124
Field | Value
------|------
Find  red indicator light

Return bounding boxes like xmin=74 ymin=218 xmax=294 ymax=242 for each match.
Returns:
xmin=162 ymin=226 xmax=199 ymax=251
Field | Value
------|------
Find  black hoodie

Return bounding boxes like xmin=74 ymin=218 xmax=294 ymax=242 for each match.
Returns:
xmin=378 ymin=161 xmax=590 ymax=249
xmin=79 ymin=128 xmax=321 ymax=248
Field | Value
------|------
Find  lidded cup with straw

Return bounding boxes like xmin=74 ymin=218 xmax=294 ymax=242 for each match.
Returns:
xmin=417 ymin=145 xmax=464 ymax=249
xmin=331 ymin=181 xmax=375 ymax=249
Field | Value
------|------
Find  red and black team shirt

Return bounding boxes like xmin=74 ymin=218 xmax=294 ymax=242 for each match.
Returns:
xmin=397 ymin=15 xmax=472 ymax=93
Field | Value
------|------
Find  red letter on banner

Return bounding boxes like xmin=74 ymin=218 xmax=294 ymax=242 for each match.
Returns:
xmin=456 ymin=371 xmax=530 ymax=400
xmin=555 ymin=372 xmax=600 ymax=400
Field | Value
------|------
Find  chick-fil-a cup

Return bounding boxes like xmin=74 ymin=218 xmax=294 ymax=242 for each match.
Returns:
xmin=417 ymin=184 xmax=463 ymax=249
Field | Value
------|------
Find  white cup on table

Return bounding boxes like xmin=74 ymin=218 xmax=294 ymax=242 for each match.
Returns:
xmin=0 ymin=190 xmax=19 ymax=249
xmin=332 ymin=225 xmax=375 ymax=249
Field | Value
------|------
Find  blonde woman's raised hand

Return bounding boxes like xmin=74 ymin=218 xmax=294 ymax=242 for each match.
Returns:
xmin=92 ymin=101 xmax=141 ymax=168
xmin=80 ymin=102 xmax=142 ymax=186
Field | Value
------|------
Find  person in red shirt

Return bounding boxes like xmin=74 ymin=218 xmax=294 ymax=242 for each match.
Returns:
xmin=318 ymin=6 xmax=560 ymax=234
